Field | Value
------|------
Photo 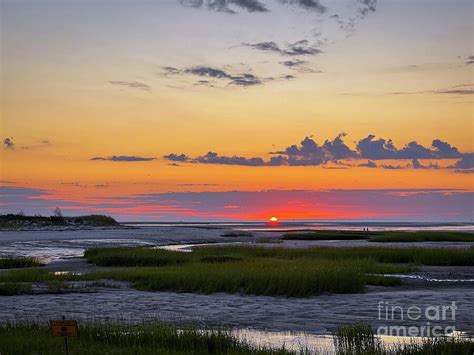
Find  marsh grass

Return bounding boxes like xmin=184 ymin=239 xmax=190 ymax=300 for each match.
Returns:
xmin=3 ymin=245 xmax=472 ymax=297
xmin=85 ymin=247 xmax=190 ymax=267
xmin=282 ymin=230 xmax=474 ymax=243
xmin=78 ymin=245 xmax=474 ymax=296
xmin=0 ymin=257 xmax=43 ymax=269
xmin=0 ymin=282 xmax=33 ymax=296
xmin=369 ymin=231 xmax=474 ymax=243
xmin=332 ymin=324 xmax=474 ymax=355
xmin=0 ymin=322 xmax=292 ymax=355
xmin=87 ymin=258 xmax=370 ymax=296
xmin=333 ymin=324 xmax=382 ymax=354
xmin=81 ymin=246 xmax=422 ymax=296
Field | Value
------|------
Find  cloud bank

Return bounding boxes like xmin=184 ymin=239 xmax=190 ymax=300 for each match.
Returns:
xmin=164 ymin=133 xmax=471 ymax=170
xmin=1 ymin=185 xmax=471 ymax=221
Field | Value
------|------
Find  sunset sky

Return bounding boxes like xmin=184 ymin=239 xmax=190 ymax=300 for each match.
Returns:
xmin=1 ymin=0 xmax=473 ymax=221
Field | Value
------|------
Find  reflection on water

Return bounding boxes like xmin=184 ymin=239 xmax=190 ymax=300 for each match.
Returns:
xmin=157 ymin=242 xmax=243 ymax=253
xmin=382 ymin=274 xmax=474 ymax=283
xmin=0 ymin=239 xmax=156 ymax=263
xmin=230 ymin=328 xmax=472 ymax=354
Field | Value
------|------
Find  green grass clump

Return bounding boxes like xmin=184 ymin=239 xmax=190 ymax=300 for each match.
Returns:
xmin=78 ymin=244 xmax=474 ymax=297
xmin=85 ymin=247 xmax=190 ymax=267
xmin=0 ymin=322 xmax=292 ymax=355
xmin=83 ymin=246 xmax=414 ymax=296
xmin=191 ymin=245 xmax=473 ymax=266
xmin=333 ymin=324 xmax=382 ymax=354
xmin=88 ymin=258 xmax=369 ymax=296
xmin=369 ymin=231 xmax=474 ymax=243
xmin=7 ymin=245 xmax=470 ymax=298
xmin=0 ymin=282 xmax=33 ymax=296
xmin=0 ymin=257 xmax=43 ymax=269
xmin=281 ymin=230 xmax=474 ymax=243
xmin=393 ymin=337 xmax=474 ymax=355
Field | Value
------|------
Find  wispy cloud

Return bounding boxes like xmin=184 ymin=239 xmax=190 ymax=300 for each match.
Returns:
xmin=91 ymin=155 xmax=156 ymax=162
xmin=3 ymin=137 xmax=14 ymax=150
xmin=179 ymin=0 xmax=269 ymax=14
xmin=161 ymin=65 xmax=264 ymax=87
xmin=243 ymin=40 xmax=322 ymax=56
xmin=279 ymin=0 xmax=326 ymax=13
xmin=109 ymin=81 xmax=151 ymax=91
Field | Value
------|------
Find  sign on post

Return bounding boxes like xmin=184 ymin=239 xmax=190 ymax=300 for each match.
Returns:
xmin=50 ymin=320 xmax=78 ymax=337
xmin=50 ymin=318 xmax=78 ymax=355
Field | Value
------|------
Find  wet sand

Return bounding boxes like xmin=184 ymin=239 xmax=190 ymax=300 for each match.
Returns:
xmin=1 ymin=282 xmax=472 ymax=335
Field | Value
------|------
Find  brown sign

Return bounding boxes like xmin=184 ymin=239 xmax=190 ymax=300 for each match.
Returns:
xmin=50 ymin=320 xmax=78 ymax=337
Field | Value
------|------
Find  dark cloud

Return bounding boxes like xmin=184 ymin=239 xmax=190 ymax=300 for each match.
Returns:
xmin=359 ymin=160 xmax=377 ymax=168
xmin=179 ymin=0 xmax=328 ymax=14
xmin=229 ymin=73 xmax=261 ymax=86
xmin=161 ymin=66 xmax=182 ymax=75
xmin=431 ymin=139 xmax=462 ymax=158
xmin=270 ymin=134 xmax=355 ymax=166
xmin=91 ymin=156 xmax=156 ymax=162
xmin=185 ymin=66 xmax=231 ymax=79
xmin=279 ymin=0 xmax=326 ymax=13
xmin=243 ymin=40 xmax=322 ymax=56
xmin=282 ymin=74 xmax=296 ymax=80
xmin=3 ymin=137 xmax=14 ymax=150
xmin=195 ymin=152 xmax=265 ymax=166
xmin=466 ymin=55 xmax=474 ymax=65
xmin=358 ymin=0 xmax=377 ymax=17
xmin=356 ymin=135 xmax=463 ymax=160
xmin=243 ymin=41 xmax=283 ymax=54
xmin=280 ymin=59 xmax=307 ymax=68
xmin=267 ymin=155 xmax=287 ymax=166
xmin=381 ymin=164 xmax=404 ymax=170
xmin=163 ymin=65 xmax=263 ymax=87
xmin=378 ymin=84 xmax=474 ymax=97
xmin=194 ymin=80 xmax=216 ymax=87
xmin=356 ymin=135 xmax=397 ymax=160
xmin=322 ymin=133 xmax=357 ymax=160
xmin=285 ymin=39 xmax=322 ymax=56
xmin=109 ymin=81 xmax=151 ymax=91
xmin=163 ymin=153 xmax=189 ymax=162
xmin=162 ymin=134 xmax=469 ymax=168
xmin=450 ymin=154 xmax=474 ymax=170
xmin=179 ymin=0 xmax=268 ymax=13
xmin=411 ymin=159 xmax=440 ymax=170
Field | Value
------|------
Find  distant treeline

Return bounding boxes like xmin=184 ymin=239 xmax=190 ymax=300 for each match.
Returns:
xmin=0 ymin=210 xmax=119 ymax=229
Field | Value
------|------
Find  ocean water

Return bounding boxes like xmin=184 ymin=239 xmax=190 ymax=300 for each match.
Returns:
xmin=125 ymin=220 xmax=474 ymax=232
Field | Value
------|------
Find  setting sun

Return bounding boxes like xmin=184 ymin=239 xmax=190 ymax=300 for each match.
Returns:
xmin=269 ymin=217 xmax=278 ymax=222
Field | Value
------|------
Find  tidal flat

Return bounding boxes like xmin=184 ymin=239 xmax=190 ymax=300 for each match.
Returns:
xmin=0 ymin=223 xmax=473 ymax=353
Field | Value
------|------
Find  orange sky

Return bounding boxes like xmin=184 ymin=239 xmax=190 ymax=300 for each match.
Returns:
xmin=1 ymin=0 xmax=473 ymax=220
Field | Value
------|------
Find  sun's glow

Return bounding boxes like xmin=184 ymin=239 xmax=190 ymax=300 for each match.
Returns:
xmin=269 ymin=217 xmax=278 ymax=222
